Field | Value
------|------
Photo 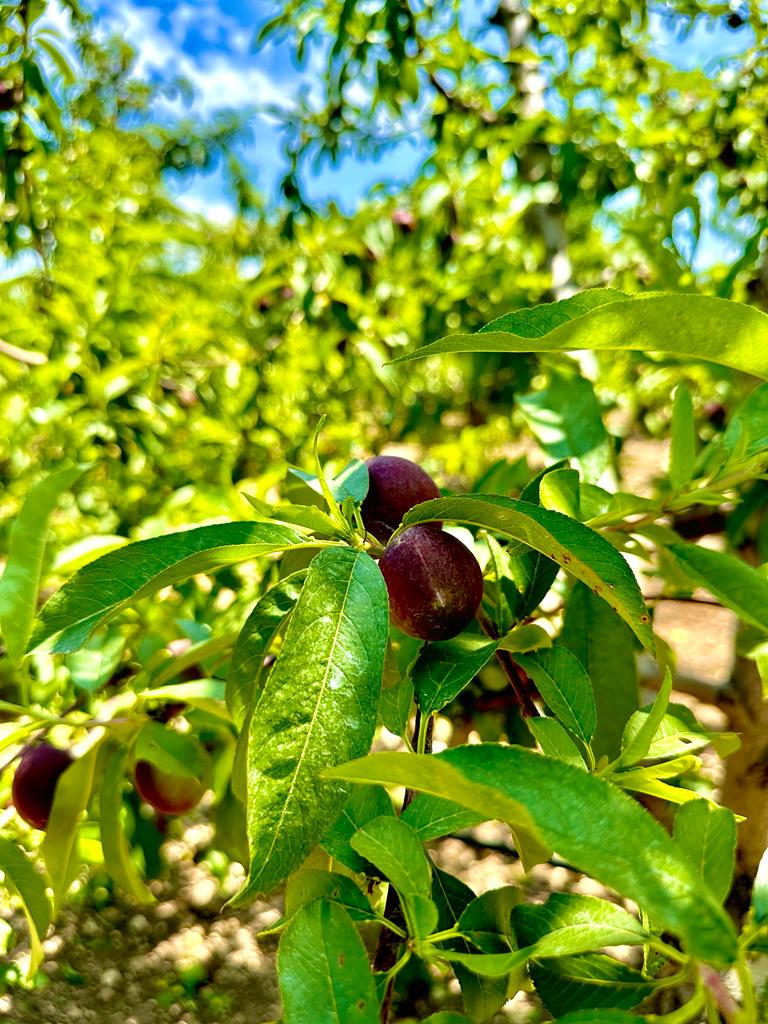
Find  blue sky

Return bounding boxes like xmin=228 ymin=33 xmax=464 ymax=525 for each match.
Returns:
xmin=44 ymin=1 xmax=756 ymax=270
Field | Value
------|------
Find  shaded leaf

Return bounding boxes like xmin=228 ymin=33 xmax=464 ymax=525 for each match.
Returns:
xmin=99 ymin=746 xmax=154 ymax=904
xmin=666 ymin=542 xmax=768 ymax=633
xmin=673 ymin=801 xmax=736 ymax=903
xmin=516 ymin=647 xmax=596 ymax=745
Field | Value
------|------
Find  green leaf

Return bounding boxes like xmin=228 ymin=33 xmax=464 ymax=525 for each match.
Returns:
xmin=401 ymin=794 xmax=485 ymax=841
xmin=243 ymin=494 xmax=348 ymax=538
xmin=350 ymin=816 xmax=437 ymax=938
xmin=554 ymin=1011 xmax=647 ymax=1024
xmin=0 ymin=837 xmax=51 ymax=978
xmin=532 ymin=957 xmax=654 ymax=1017
xmin=401 ymin=496 xmax=654 ymax=653
xmin=540 ymin=468 xmax=582 ymax=518
xmin=393 ymin=291 xmax=768 ymax=379
xmin=512 ymin=893 xmax=648 ymax=954
xmin=231 ymin=547 xmax=388 ymax=903
xmin=42 ymin=741 xmax=100 ymax=915
xmin=412 ymin=635 xmax=498 ymax=716
xmin=496 ymin=623 xmax=552 ymax=654
xmin=325 ymin=750 xmax=550 ymax=871
xmin=673 ymin=800 xmax=736 ymax=904
xmin=284 ymin=870 xmax=375 ymax=923
xmin=665 ymin=542 xmax=768 ymax=633
xmin=528 ymin=717 xmax=587 ymax=769
xmin=327 ymin=746 xmax=737 ymax=965
xmin=66 ymin=629 xmax=126 ymax=693
xmin=669 ymin=384 xmax=696 ymax=490
xmin=0 ymin=465 xmax=84 ymax=663
xmin=560 ymin=582 xmax=639 ymax=759
xmin=140 ymin=679 xmax=229 ymax=718
xmin=422 ymin=1016 xmax=473 ymax=1024
xmin=227 ymin=569 xmax=308 ymax=726
xmin=378 ymin=676 xmax=414 ymax=737
xmin=518 ymin=373 xmax=609 ymax=483
xmin=99 ymin=746 xmax=154 ymax=904
xmin=723 ymin=381 xmax=768 ymax=461
xmin=516 ymin=647 xmax=596 ymax=745
xmin=321 ymin=785 xmax=394 ymax=873
xmin=330 ymin=459 xmax=370 ymax=504
xmin=29 ymin=521 xmax=312 ymax=655
xmin=752 ymin=844 xmax=768 ymax=924
xmin=277 ymin=900 xmax=379 ymax=1024
xmin=614 ymin=668 xmax=673 ymax=768
xmin=638 ymin=703 xmax=739 ymax=762
xmin=459 ymin=886 xmax=520 ymax=953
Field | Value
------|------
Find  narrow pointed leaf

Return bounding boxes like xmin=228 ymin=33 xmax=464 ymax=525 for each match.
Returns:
xmin=528 ymin=717 xmax=587 ymax=768
xmin=516 ymin=647 xmax=596 ymax=744
xmin=669 ymin=384 xmax=696 ymax=490
xmin=0 ymin=837 xmax=51 ymax=977
xmin=673 ymin=801 xmax=736 ymax=903
xmin=231 ymin=548 xmax=388 ymax=903
xmin=99 ymin=747 xmax=154 ymax=904
xmin=321 ymin=785 xmax=394 ymax=873
xmin=277 ymin=900 xmax=379 ymax=1024
xmin=29 ymin=521 xmax=312 ymax=654
xmin=666 ymin=542 xmax=768 ymax=633
xmin=393 ymin=292 xmax=768 ymax=379
xmin=0 ymin=465 xmax=85 ymax=663
xmin=615 ymin=668 xmax=673 ymax=768
xmin=328 ymin=745 xmax=737 ymax=965
xmin=401 ymin=496 xmax=653 ymax=652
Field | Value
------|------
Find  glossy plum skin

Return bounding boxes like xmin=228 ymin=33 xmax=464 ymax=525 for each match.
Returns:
xmin=361 ymin=455 xmax=441 ymax=543
xmin=134 ymin=760 xmax=205 ymax=815
xmin=12 ymin=743 xmax=73 ymax=830
xmin=379 ymin=525 xmax=484 ymax=641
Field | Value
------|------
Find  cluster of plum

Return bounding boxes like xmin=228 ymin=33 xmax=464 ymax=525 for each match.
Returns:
xmin=362 ymin=455 xmax=484 ymax=641
xmin=12 ymin=736 xmax=208 ymax=832
xmin=10 ymin=455 xmax=480 ymax=832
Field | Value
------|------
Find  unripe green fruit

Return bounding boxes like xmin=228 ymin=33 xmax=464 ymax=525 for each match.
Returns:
xmin=134 ymin=759 xmax=206 ymax=815
xmin=379 ymin=525 xmax=484 ymax=641
xmin=361 ymin=455 xmax=441 ymax=543
xmin=12 ymin=743 xmax=73 ymax=830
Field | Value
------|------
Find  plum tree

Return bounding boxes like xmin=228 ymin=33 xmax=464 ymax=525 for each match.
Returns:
xmin=12 ymin=743 xmax=73 ymax=830
xmin=378 ymin=524 xmax=484 ymax=641
xmin=361 ymin=455 xmax=441 ymax=542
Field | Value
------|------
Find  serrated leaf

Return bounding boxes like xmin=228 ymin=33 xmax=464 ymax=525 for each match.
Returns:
xmin=227 ymin=570 xmax=308 ymax=726
xmin=327 ymin=746 xmax=737 ymax=965
xmin=528 ymin=717 xmax=587 ymax=768
xmin=66 ymin=629 xmax=126 ymax=693
xmin=516 ymin=647 xmax=596 ymax=745
xmin=401 ymin=794 xmax=485 ymax=841
xmin=393 ymin=291 xmax=768 ymax=379
xmin=401 ymin=496 xmax=653 ymax=652
xmin=242 ymin=493 xmax=347 ymax=538
xmin=669 ymin=384 xmax=696 ymax=490
xmin=99 ymin=747 xmax=154 ymax=904
xmin=540 ymin=468 xmax=582 ymax=518
xmin=723 ymin=381 xmax=768 ymax=460
xmin=459 ymin=886 xmax=520 ymax=953
xmin=0 ymin=465 xmax=85 ymax=663
xmin=561 ymin=582 xmax=639 ymax=759
xmin=231 ymin=547 xmax=388 ymax=903
xmin=530 ymin=957 xmax=654 ymax=1017
xmin=412 ymin=635 xmax=498 ymax=716
xmin=496 ymin=623 xmax=552 ymax=653
xmin=277 ymin=900 xmax=379 ymax=1024
xmin=29 ymin=522 xmax=313 ymax=655
xmin=614 ymin=668 xmax=673 ymax=769
xmin=321 ymin=784 xmax=394 ymax=873
xmin=0 ymin=837 xmax=51 ymax=978
xmin=665 ymin=542 xmax=768 ymax=633
xmin=512 ymin=893 xmax=648 ymax=954
xmin=673 ymin=801 xmax=736 ymax=903
xmin=42 ymin=741 xmax=100 ymax=914
xmin=554 ymin=1010 xmax=647 ymax=1024
xmin=132 ymin=721 xmax=208 ymax=781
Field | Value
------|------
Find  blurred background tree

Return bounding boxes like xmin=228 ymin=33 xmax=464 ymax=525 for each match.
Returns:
xmin=0 ymin=0 xmax=766 ymax=538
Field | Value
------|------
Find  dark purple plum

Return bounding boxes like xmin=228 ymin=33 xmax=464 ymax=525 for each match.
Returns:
xmin=361 ymin=455 xmax=441 ymax=543
xmin=379 ymin=525 xmax=484 ymax=641
xmin=134 ymin=759 xmax=206 ymax=815
xmin=12 ymin=743 xmax=73 ymax=830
